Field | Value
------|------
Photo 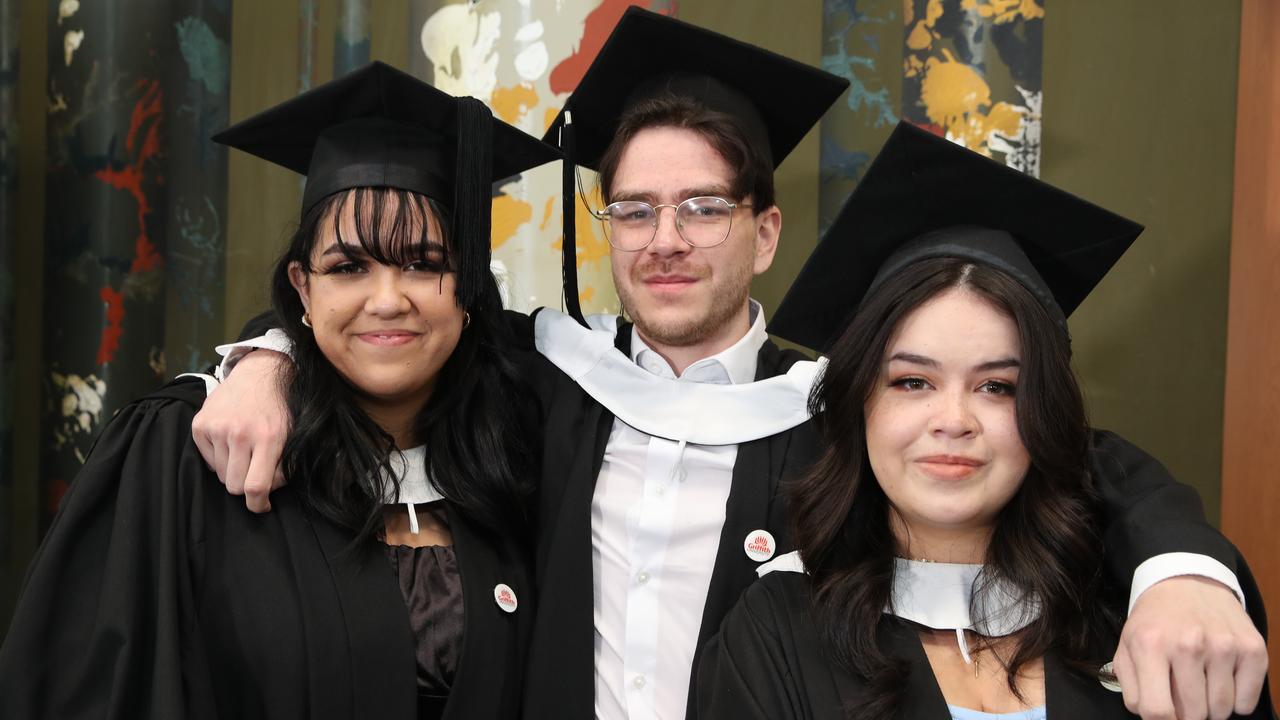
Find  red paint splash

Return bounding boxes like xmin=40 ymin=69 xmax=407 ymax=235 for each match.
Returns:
xmin=97 ymin=285 xmax=125 ymax=365
xmin=93 ymin=79 xmax=165 ymax=275
xmin=549 ymin=1 xmax=675 ymax=95
xmin=48 ymin=478 xmax=70 ymax=515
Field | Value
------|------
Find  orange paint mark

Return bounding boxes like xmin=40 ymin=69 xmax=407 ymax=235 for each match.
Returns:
xmin=93 ymin=79 xmax=165 ymax=275
xmin=539 ymin=195 xmax=557 ymax=231
xmin=551 ymin=185 xmax=611 ymax=269
xmin=579 ymin=286 xmax=595 ymax=306
xmin=491 ymin=194 xmax=534 ymax=250
xmin=549 ymin=0 xmax=674 ymax=95
xmin=97 ymin=285 xmax=125 ymax=365
xmin=490 ymin=83 xmax=540 ymax=125
xmin=543 ymin=107 xmax=561 ymax=134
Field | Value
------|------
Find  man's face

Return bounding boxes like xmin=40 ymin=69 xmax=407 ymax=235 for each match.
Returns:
xmin=607 ymin=126 xmax=780 ymax=350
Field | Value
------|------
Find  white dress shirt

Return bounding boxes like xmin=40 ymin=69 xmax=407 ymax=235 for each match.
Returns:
xmin=591 ymin=301 xmax=768 ymax=720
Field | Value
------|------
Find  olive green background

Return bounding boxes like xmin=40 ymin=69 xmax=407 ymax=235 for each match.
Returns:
xmin=3 ymin=0 xmax=1241 ymax=629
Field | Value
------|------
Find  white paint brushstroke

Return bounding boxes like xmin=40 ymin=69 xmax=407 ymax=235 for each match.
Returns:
xmin=515 ymin=42 xmax=549 ymax=81
xmin=64 ymin=29 xmax=84 ymax=67
xmin=57 ymin=0 xmax=79 ymax=26
xmin=420 ymin=4 xmax=501 ymax=98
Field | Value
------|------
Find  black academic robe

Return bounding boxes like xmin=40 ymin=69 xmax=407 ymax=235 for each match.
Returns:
xmin=520 ymin=318 xmax=1250 ymax=720
xmin=521 ymin=320 xmax=820 ymax=720
xmin=697 ymin=569 xmax=1276 ymax=720
xmin=0 ymin=378 xmax=533 ymax=720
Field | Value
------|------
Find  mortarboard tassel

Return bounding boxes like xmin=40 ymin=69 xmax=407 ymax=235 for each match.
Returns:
xmin=560 ymin=112 xmax=588 ymax=327
xmin=453 ymin=97 xmax=494 ymax=313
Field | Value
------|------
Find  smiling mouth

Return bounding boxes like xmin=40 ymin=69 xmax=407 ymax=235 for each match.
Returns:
xmin=357 ymin=332 xmax=420 ymax=347
xmin=915 ymin=456 xmax=986 ymax=480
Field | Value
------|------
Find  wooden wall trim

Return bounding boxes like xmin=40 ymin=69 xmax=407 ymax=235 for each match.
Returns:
xmin=1220 ymin=0 xmax=1279 ymax=706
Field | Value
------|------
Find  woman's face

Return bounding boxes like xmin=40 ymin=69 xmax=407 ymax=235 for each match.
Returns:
xmin=288 ymin=192 xmax=464 ymax=416
xmin=864 ymin=286 xmax=1031 ymax=544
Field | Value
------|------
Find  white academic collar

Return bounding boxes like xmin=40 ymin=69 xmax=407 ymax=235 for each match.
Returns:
xmin=630 ymin=299 xmax=767 ymax=385
xmin=380 ymin=446 xmax=444 ymax=535
xmin=756 ymin=552 xmax=1040 ymax=665
xmin=534 ymin=305 xmax=825 ymax=446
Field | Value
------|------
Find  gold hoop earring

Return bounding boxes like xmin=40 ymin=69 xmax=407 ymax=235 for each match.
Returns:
xmin=301 ymin=312 xmax=312 ymax=328
xmin=462 ymin=311 xmax=471 ymax=329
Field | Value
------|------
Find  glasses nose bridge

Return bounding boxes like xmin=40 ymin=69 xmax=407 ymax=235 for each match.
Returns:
xmin=648 ymin=202 xmax=689 ymax=248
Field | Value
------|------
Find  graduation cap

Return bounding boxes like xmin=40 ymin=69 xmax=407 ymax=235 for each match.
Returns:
xmin=212 ymin=60 xmax=560 ymax=311
xmin=544 ymin=7 xmax=849 ymax=324
xmin=769 ymin=121 xmax=1144 ymax=352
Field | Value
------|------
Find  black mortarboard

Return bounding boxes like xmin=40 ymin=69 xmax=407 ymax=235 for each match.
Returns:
xmin=543 ymin=7 xmax=849 ymax=324
xmin=212 ymin=61 xmax=560 ymax=310
xmin=770 ymin=121 xmax=1144 ymax=352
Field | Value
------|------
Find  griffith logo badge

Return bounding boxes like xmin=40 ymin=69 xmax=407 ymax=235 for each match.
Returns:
xmin=743 ymin=529 xmax=776 ymax=562
xmin=493 ymin=583 xmax=518 ymax=613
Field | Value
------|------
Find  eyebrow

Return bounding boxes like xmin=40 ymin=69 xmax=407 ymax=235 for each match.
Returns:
xmin=888 ymin=352 xmax=1020 ymax=372
xmin=319 ymin=240 xmax=447 ymax=258
xmin=610 ymin=185 xmax=735 ymax=204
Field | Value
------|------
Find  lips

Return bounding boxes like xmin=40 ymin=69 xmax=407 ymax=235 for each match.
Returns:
xmin=356 ymin=330 xmax=420 ymax=347
xmin=915 ymin=454 xmax=986 ymax=480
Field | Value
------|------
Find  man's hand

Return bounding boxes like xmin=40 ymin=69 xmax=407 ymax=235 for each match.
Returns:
xmin=191 ymin=350 xmax=290 ymax=513
xmin=1114 ymin=576 xmax=1268 ymax=720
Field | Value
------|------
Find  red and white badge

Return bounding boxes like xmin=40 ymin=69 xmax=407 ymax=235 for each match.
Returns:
xmin=493 ymin=583 xmax=518 ymax=613
xmin=743 ymin=529 xmax=776 ymax=562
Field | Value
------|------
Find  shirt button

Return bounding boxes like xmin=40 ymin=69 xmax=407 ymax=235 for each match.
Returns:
xmin=632 ymin=675 xmax=647 ymax=690
xmin=637 ymin=571 xmax=650 ymax=585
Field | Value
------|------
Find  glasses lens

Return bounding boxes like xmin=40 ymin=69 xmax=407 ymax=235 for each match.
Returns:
xmin=677 ymin=197 xmax=733 ymax=247
xmin=605 ymin=201 xmax=657 ymax=250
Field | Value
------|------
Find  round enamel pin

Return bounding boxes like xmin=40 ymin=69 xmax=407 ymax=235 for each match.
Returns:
xmin=1098 ymin=662 xmax=1122 ymax=692
xmin=743 ymin=529 xmax=776 ymax=562
xmin=493 ymin=583 xmax=518 ymax=613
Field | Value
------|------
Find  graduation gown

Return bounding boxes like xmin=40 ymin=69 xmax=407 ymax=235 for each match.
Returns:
xmin=697 ymin=569 xmax=1276 ymax=720
xmin=520 ymin=317 xmax=1250 ymax=720
xmin=0 ymin=378 xmax=533 ymax=720
xmin=521 ymin=319 xmax=821 ymax=720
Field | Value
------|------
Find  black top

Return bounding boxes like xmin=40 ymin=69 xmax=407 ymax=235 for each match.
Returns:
xmin=770 ymin=121 xmax=1145 ymax=352
xmin=0 ymin=379 xmax=533 ymax=720
xmin=698 ymin=569 xmax=1275 ymax=720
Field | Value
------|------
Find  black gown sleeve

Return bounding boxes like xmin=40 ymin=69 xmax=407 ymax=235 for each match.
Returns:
xmin=0 ymin=380 xmax=213 ymax=720
xmin=1088 ymin=429 xmax=1240 ymax=589
xmin=697 ymin=574 xmax=814 ymax=720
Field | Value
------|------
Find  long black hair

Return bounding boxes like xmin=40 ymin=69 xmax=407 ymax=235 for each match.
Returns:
xmin=789 ymin=257 xmax=1119 ymax=718
xmin=270 ymin=186 xmax=534 ymax=543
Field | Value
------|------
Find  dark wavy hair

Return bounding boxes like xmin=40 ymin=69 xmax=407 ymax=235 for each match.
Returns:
xmin=269 ymin=186 xmax=534 ymax=544
xmin=790 ymin=257 xmax=1119 ymax=718
xmin=596 ymin=94 xmax=775 ymax=212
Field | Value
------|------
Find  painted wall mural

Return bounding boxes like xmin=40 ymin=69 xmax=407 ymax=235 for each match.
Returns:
xmin=410 ymin=0 xmax=673 ymax=316
xmin=819 ymin=0 xmax=900 ymax=231
xmin=0 ymin=0 xmax=17 ymax=573
xmin=40 ymin=0 xmax=230 ymax=527
xmin=901 ymin=0 xmax=1043 ymax=175
xmin=820 ymin=0 xmax=1044 ymax=227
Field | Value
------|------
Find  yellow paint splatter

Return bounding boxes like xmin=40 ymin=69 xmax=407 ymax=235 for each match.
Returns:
xmin=543 ymin=108 xmax=561 ymax=134
xmin=490 ymin=83 xmax=540 ymax=125
xmin=579 ymin=286 xmax=595 ymax=306
xmin=539 ymin=195 xmax=556 ymax=231
xmin=919 ymin=48 xmax=1026 ymax=155
xmin=906 ymin=21 xmax=934 ymax=51
xmin=551 ymin=185 xmax=611 ymax=269
xmin=961 ymin=0 xmax=1044 ymax=24
xmin=491 ymin=194 xmax=533 ymax=250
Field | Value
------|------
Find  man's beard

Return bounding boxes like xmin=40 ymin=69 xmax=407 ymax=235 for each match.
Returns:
xmin=618 ymin=257 xmax=753 ymax=349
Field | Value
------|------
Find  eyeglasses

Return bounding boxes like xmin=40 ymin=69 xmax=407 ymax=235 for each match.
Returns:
xmin=590 ymin=196 xmax=754 ymax=251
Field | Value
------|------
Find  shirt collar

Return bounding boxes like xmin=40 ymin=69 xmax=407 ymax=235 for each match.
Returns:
xmin=630 ymin=299 xmax=766 ymax=385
